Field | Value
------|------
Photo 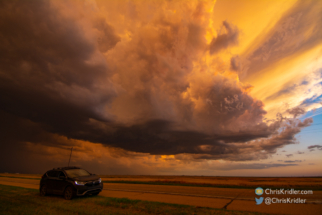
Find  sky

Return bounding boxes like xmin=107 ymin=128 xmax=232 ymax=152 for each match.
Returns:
xmin=0 ymin=0 xmax=321 ymax=176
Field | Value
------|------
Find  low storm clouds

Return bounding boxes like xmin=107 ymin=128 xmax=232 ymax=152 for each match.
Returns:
xmin=0 ymin=0 xmax=320 ymax=174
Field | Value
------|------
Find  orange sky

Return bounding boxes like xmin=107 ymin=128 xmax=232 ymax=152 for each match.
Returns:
xmin=0 ymin=0 xmax=321 ymax=176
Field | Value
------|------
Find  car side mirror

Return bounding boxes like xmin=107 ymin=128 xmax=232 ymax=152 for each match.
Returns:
xmin=59 ymin=175 xmax=65 ymax=179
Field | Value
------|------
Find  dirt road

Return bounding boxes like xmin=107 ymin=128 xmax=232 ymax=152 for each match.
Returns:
xmin=0 ymin=177 xmax=321 ymax=215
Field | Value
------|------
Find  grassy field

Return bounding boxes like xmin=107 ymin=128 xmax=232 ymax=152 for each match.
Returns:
xmin=1 ymin=174 xmax=322 ymax=190
xmin=0 ymin=175 xmax=41 ymax=180
xmin=100 ymin=175 xmax=322 ymax=190
xmin=101 ymin=180 xmax=322 ymax=190
xmin=0 ymin=184 xmax=269 ymax=215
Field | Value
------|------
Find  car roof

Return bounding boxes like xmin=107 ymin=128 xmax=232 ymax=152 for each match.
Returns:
xmin=52 ymin=166 xmax=81 ymax=171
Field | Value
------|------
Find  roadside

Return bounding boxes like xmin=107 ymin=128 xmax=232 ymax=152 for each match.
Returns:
xmin=1 ymin=174 xmax=322 ymax=191
xmin=0 ymin=176 xmax=321 ymax=202
xmin=0 ymin=176 xmax=321 ymax=214
xmin=0 ymin=184 xmax=267 ymax=215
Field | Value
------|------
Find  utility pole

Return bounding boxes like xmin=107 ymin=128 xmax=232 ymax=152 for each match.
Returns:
xmin=68 ymin=147 xmax=73 ymax=167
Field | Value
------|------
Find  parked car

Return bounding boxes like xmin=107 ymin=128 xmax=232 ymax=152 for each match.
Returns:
xmin=39 ymin=166 xmax=103 ymax=200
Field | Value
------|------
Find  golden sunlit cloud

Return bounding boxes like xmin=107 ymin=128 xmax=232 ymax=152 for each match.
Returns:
xmin=0 ymin=0 xmax=321 ymax=176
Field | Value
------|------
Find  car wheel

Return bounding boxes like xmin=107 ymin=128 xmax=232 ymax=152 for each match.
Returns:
xmin=92 ymin=192 xmax=100 ymax=196
xmin=40 ymin=185 xmax=47 ymax=196
xmin=64 ymin=186 xmax=74 ymax=200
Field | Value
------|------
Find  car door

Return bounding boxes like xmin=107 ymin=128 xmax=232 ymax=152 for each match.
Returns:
xmin=54 ymin=171 xmax=69 ymax=195
xmin=46 ymin=170 xmax=58 ymax=194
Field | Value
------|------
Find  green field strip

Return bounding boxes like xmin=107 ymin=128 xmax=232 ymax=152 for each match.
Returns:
xmin=102 ymin=180 xmax=322 ymax=191
xmin=0 ymin=184 xmax=269 ymax=215
xmin=0 ymin=175 xmax=41 ymax=180
xmin=0 ymin=175 xmax=321 ymax=191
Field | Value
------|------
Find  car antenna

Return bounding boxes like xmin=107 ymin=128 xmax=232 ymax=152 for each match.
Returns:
xmin=68 ymin=147 xmax=73 ymax=167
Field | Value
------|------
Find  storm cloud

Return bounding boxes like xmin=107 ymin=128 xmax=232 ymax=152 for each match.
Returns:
xmin=209 ymin=21 xmax=239 ymax=54
xmin=0 ymin=0 xmax=316 ymax=174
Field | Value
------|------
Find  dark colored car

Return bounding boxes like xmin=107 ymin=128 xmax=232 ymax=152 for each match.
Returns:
xmin=39 ymin=166 xmax=103 ymax=200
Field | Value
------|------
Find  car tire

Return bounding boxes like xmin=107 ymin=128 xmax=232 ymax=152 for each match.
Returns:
xmin=64 ymin=186 xmax=74 ymax=200
xmin=92 ymin=192 xmax=100 ymax=196
xmin=40 ymin=185 xmax=47 ymax=196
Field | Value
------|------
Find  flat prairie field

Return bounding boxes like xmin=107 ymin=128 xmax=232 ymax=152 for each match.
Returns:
xmin=1 ymin=174 xmax=322 ymax=215
xmin=100 ymin=175 xmax=322 ymax=189
xmin=0 ymin=184 xmax=268 ymax=215
xmin=1 ymin=173 xmax=322 ymax=189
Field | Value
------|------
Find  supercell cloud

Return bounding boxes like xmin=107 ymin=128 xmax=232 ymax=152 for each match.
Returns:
xmin=0 ymin=0 xmax=320 ymax=174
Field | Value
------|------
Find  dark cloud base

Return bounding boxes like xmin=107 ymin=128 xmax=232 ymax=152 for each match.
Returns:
xmin=0 ymin=0 xmax=315 ymax=173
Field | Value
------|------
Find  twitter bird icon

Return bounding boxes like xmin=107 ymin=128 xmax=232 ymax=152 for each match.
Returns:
xmin=255 ymin=197 xmax=264 ymax=205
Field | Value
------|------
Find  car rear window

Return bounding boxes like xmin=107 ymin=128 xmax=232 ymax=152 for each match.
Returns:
xmin=65 ymin=169 xmax=90 ymax=178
